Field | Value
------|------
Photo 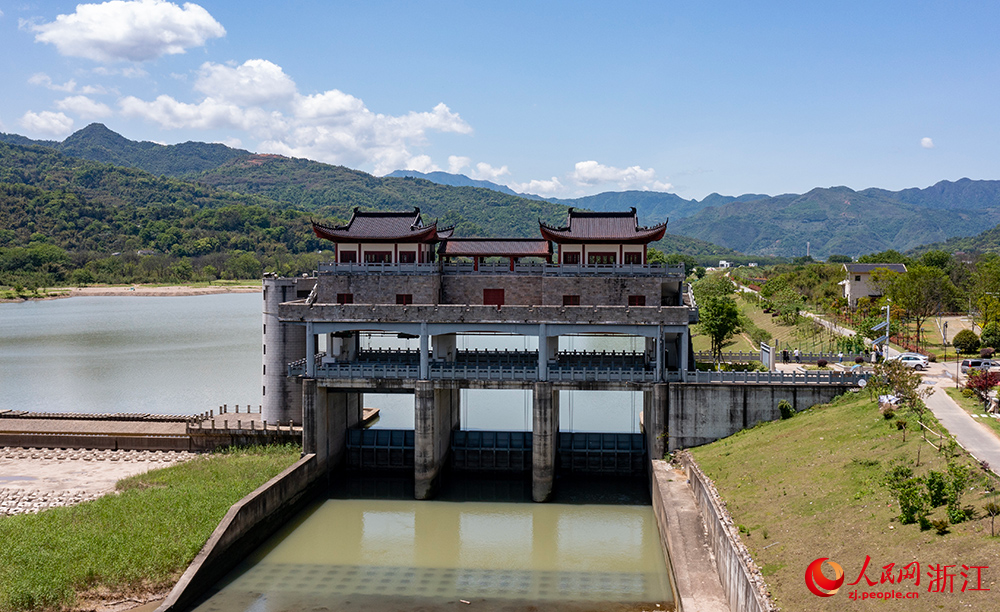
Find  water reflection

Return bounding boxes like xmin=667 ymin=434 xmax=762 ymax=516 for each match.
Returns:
xmin=193 ymin=490 xmax=673 ymax=612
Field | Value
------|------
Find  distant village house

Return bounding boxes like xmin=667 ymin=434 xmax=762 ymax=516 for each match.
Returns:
xmin=841 ymin=263 xmax=907 ymax=309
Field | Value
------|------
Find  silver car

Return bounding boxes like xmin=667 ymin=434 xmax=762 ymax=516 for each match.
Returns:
xmin=961 ymin=359 xmax=993 ymax=374
xmin=891 ymin=353 xmax=929 ymax=371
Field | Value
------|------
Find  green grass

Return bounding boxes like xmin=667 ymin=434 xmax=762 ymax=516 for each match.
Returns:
xmin=946 ymin=387 xmax=1000 ymax=439
xmin=691 ymin=392 xmax=1000 ymax=611
xmin=0 ymin=444 xmax=300 ymax=612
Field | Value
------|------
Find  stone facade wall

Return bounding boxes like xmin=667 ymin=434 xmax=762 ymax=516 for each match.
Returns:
xmin=316 ymin=274 xmax=441 ymax=304
xmin=312 ymin=272 xmax=676 ymax=307
xmin=441 ymin=274 xmax=543 ymax=305
xmin=541 ymin=276 xmax=661 ymax=306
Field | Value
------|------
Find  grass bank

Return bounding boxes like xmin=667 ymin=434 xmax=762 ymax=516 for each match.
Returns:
xmin=691 ymin=392 xmax=1000 ymax=611
xmin=0 ymin=444 xmax=300 ymax=612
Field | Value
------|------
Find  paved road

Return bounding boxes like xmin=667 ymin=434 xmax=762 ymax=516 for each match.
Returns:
xmin=922 ymin=364 xmax=1000 ymax=473
xmin=805 ymin=313 xmax=1000 ymax=475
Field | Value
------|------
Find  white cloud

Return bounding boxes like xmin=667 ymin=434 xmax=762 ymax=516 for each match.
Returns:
xmin=55 ymin=95 xmax=113 ymax=119
xmin=19 ymin=110 xmax=74 ymax=136
xmin=93 ymin=66 xmax=148 ymax=78
xmin=404 ymin=155 xmax=439 ymax=173
xmin=31 ymin=0 xmax=225 ymax=63
xmin=510 ymin=177 xmax=564 ymax=196
xmin=28 ymin=73 xmax=106 ymax=95
xmin=119 ymin=56 xmax=474 ymax=175
xmin=448 ymin=155 xmax=471 ymax=174
xmin=195 ymin=60 xmax=297 ymax=107
xmin=921 ymin=137 xmax=934 ymax=149
xmin=218 ymin=137 xmax=243 ymax=148
xmin=119 ymin=94 xmax=285 ymax=133
xmin=572 ymin=160 xmax=657 ymax=186
xmin=469 ymin=162 xmax=510 ymax=182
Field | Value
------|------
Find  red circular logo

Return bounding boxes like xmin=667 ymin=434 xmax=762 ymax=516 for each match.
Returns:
xmin=805 ymin=557 xmax=844 ymax=597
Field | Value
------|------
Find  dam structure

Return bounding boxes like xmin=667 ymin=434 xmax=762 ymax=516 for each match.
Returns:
xmin=262 ymin=207 xmax=862 ymax=502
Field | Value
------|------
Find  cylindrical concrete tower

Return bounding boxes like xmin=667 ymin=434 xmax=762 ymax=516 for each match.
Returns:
xmin=262 ymin=274 xmax=306 ymax=424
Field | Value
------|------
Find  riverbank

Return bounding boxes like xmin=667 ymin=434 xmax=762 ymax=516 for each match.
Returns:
xmin=0 ymin=282 xmax=260 ymax=302
xmin=0 ymin=445 xmax=301 ymax=612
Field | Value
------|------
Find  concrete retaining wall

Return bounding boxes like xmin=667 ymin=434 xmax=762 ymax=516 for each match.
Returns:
xmin=0 ymin=434 xmax=192 ymax=451
xmin=156 ymin=453 xmax=325 ymax=612
xmin=678 ymin=452 xmax=774 ymax=612
xmin=667 ymin=384 xmax=851 ymax=450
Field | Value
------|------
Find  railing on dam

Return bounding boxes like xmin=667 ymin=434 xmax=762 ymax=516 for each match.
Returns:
xmin=317 ymin=261 xmax=686 ymax=277
xmin=688 ymin=370 xmax=869 ymax=385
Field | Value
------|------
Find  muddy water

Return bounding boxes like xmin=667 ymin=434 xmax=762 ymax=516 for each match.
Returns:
xmin=191 ymin=496 xmax=674 ymax=612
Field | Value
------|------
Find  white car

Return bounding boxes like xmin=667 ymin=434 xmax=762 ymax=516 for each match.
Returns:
xmin=890 ymin=353 xmax=930 ymax=371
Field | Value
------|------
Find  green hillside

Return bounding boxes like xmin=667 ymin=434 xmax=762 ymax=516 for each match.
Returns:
xmin=0 ymin=123 xmax=248 ymax=178
xmin=670 ymin=186 xmax=1000 ymax=258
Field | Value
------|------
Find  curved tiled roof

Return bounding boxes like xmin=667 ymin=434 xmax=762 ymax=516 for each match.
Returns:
xmin=312 ymin=207 xmax=448 ymax=243
xmin=440 ymin=238 xmax=552 ymax=258
xmin=539 ymin=208 xmax=667 ymax=244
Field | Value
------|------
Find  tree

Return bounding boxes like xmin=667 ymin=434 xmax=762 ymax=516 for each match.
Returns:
xmin=887 ymin=265 xmax=956 ymax=346
xmin=869 ymin=360 xmax=933 ymax=463
xmin=970 ymin=256 xmax=1000 ymax=329
xmin=953 ymin=329 xmax=981 ymax=355
xmin=858 ymin=250 xmax=911 ymax=265
xmin=827 ymin=254 xmax=852 ymax=263
xmin=700 ymin=296 xmax=741 ymax=365
xmin=982 ymin=322 xmax=1000 ymax=351
xmin=693 ymin=274 xmax=736 ymax=301
xmin=966 ymin=370 xmax=1000 ymax=409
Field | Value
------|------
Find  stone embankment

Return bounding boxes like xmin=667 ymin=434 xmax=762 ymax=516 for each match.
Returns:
xmin=0 ymin=447 xmax=197 ymax=516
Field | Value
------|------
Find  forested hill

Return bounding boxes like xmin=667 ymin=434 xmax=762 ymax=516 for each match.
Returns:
xmin=195 ymin=155 xmax=569 ymax=237
xmin=669 ymin=185 xmax=1000 ymax=259
xmin=0 ymin=140 xmax=737 ymax=291
xmin=908 ymin=221 xmax=1000 ymax=256
xmin=0 ymin=123 xmax=248 ymax=177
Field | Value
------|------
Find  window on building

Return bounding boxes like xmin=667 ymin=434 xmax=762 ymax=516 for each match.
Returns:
xmin=337 ymin=293 xmax=354 ymax=304
xmin=399 ymin=251 xmax=416 ymax=264
xmin=396 ymin=294 xmax=413 ymax=305
xmin=563 ymin=252 xmax=580 ymax=265
xmin=483 ymin=288 xmax=505 ymax=306
xmin=340 ymin=250 xmax=358 ymax=263
xmin=624 ymin=252 xmax=642 ymax=264
xmin=364 ymin=251 xmax=392 ymax=263
xmin=628 ymin=295 xmax=646 ymax=306
xmin=588 ymin=252 xmax=616 ymax=265
xmin=563 ymin=295 xmax=580 ymax=306
xmin=855 ymin=275 xmax=861 ymax=281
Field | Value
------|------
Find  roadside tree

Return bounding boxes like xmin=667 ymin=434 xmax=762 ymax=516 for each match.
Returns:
xmin=700 ymin=296 xmax=741 ymax=366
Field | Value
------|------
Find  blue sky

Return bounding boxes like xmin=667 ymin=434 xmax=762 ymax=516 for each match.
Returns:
xmin=1 ymin=1 xmax=998 ymax=200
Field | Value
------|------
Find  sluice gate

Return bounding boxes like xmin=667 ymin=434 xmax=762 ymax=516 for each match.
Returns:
xmin=346 ymin=429 xmax=645 ymax=474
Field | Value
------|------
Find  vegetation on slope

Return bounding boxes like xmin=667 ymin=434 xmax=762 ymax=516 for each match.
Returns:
xmin=0 ymin=445 xmax=300 ymax=612
xmin=691 ymin=392 xmax=1000 ymax=611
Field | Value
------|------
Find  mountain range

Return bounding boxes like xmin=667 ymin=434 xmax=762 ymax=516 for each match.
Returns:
xmin=2 ymin=124 xmax=999 ymax=259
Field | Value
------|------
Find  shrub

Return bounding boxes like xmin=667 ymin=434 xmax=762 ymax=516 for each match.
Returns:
xmin=982 ymin=347 xmax=996 ymax=359
xmin=855 ymin=356 xmax=865 ymax=364
xmin=882 ymin=408 xmax=895 ymax=420
xmin=953 ymin=329 xmax=981 ymax=354
xmin=925 ymin=471 xmax=947 ymax=507
xmin=778 ymin=399 xmax=794 ymax=419
xmin=928 ymin=353 xmax=937 ymax=363
xmin=931 ymin=518 xmax=950 ymax=535
xmin=817 ymin=358 xmax=828 ymax=368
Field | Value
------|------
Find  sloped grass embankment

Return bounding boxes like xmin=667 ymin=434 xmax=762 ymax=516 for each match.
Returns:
xmin=0 ymin=444 xmax=300 ymax=612
xmin=691 ymin=392 xmax=1000 ymax=611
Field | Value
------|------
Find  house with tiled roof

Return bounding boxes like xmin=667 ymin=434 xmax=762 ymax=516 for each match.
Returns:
xmin=539 ymin=208 xmax=667 ymax=265
xmin=312 ymin=207 xmax=453 ymax=264
xmin=841 ymin=263 xmax=907 ymax=309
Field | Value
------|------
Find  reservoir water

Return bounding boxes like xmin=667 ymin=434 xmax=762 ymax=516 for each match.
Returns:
xmin=0 ymin=294 xmax=645 ymax=433
xmin=192 ymin=475 xmax=674 ymax=612
xmin=1 ymin=295 xmax=675 ymax=610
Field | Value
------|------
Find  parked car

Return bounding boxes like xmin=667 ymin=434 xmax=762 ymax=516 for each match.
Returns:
xmin=889 ymin=353 xmax=930 ymax=371
xmin=961 ymin=358 xmax=994 ymax=374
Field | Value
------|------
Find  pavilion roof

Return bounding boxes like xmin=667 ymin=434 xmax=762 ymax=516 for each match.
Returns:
xmin=539 ymin=208 xmax=667 ymax=244
xmin=440 ymin=238 xmax=552 ymax=259
xmin=312 ymin=207 xmax=453 ymax=243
